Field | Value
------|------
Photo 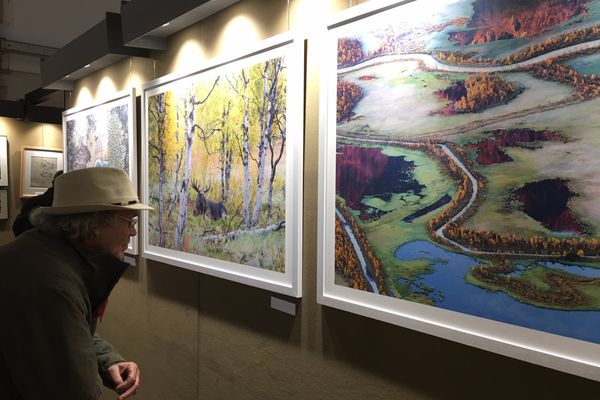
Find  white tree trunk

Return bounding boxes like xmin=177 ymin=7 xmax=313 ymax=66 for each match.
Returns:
xmin=252 ymin=60 xmax=280 ymax=226
xmin=155 ymin=94 xmax=167 ymax=247
xmin=174 ymin=96 xmax=196 ymax=249
xmin=242 ymin=69 xmax=251 ymax=226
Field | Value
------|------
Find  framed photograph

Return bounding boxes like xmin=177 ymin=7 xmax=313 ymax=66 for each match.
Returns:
xmin=0 ymin=189 xmax=7 ymax=219
xmin=0 ymin=136 xmax=8 ymax=186
xmin=318 ymin=0 xmax=600 ymax=380
xmin=63 ymin=89 xmax=136 ymax=175
xmin=20 ymin=146 xmax=63 ymax=198
xmin=63 ymin=89 xmax=139 ymax=254
xmin=141 ymin=33 xmax=303 ymax=297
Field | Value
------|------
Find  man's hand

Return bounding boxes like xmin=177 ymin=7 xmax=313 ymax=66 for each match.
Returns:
xmin=107 ymin=362 xmax=140 ymax=399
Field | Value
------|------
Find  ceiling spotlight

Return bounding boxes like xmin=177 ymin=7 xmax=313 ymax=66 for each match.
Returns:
xmin=84 ymin=64 xmax=91 ymax=68
xmin=162 ymin=22 xmax=170 ymax=27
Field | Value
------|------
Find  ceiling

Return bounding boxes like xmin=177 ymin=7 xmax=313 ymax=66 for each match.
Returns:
xmin=0 ymin=0 xmax=122 ymax=106
xmin=0 ymin=0 xmax=237 ymax=111
xmin=1 ymin=0 xmax=122 ymax=49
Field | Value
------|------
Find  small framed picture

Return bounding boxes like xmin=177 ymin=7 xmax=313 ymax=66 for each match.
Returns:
xmin=0 ymin=189 xmax=8 ymax=219
xmin=20 ymin=146 xmax=63 ymax=198
xmin=0 ymin=136 xmax=7 ymax=186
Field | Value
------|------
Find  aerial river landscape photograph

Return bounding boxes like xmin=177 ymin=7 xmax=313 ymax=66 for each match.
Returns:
xmin=331 ymin=0 xmax=600 ymax=344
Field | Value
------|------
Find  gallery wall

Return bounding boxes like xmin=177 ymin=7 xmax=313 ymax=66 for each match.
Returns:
xmin=0 ymin=119 xmax=61 ymax=244
xmin=3 ymin=0 xmax=600 ymax=398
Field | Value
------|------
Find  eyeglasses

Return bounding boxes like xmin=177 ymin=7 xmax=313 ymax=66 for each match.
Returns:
xmin=116 ymin=215 xmax=138 ymax=228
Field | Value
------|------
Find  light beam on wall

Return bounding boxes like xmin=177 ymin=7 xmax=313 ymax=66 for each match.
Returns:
xmin=218 ymin=15 xmax=259 ymax=57
xmin=75 ymin=87 xmax=94 ymax=107
xmin=97 ymin=77 xmax=119 ymax=100
xmin=173 ymin=39 xmax=206 ymax=72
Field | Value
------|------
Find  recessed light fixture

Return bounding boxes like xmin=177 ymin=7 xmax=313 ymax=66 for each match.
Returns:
xmin=162 ymin=22 xmax=170 ymax=27
xmin=84 ymin=64 xmax=91 ymax=68
xmin=65 ymin=74 xmax=70 ymax=78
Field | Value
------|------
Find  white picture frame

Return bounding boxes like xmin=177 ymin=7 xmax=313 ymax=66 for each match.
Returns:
xmin=141 ymin=32 xmax=303 ymax=297
xmin=0 ymin=136 xmax=8 ymax=187
xmin=19 ymin=146 xmax=63 ymax=198
xmin=62 ymin=89 xmax=139 ymax=255
xmin=318 ymin=0 xmax=600 ymax=381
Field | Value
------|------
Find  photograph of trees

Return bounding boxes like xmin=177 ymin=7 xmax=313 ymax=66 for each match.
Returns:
xmin=146 ymin=52 xmax=290 ymax=273
xmin=64 ymin=95 xmax=132 ymax=173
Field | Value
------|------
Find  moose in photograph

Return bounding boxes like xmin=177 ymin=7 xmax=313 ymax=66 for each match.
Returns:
xmin=191 ymin=179 xmax=227 ymax=220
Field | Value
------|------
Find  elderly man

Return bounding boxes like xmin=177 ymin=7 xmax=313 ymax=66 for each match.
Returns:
xmin=0 ymin=167 xmax=152 ymax=400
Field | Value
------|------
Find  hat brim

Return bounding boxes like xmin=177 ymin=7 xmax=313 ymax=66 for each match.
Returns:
xmin=39 ymin=203 xmax=153 ymax=215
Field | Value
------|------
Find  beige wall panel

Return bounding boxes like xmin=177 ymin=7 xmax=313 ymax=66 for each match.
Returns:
xmin=154 ymin=0 xmax=288 ymax=77
xmin=194 ymin=275 xmax=427 ymax=400
xmin=289 ymin=0 xmax=361 ymax=28
xmin=73 ymin=57 xmax=156 ymax=106
xmin=0 ymin=118 xmax=61 ymax=245
xmin=99 ymin=259 xmax=200 ymax=400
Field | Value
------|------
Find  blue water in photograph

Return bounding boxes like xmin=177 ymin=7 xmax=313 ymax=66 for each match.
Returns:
xmin=564 ymin=53 xmax=600 ymax=75
xmin=395 ymin=240 xmax=600 ymax=344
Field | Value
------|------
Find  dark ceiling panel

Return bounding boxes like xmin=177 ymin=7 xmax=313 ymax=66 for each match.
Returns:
xmin=26 ymin=105 xmax=63 ymax=124
xmin=120 ymin=0 xmax=238 ymax=49
xmin=0 ymin=100 xmax=25 ymax=119
xmin=40 ymin=12 xmax=149 ymax=88
xmin=121 ymin=0 xmax=210 ymax=43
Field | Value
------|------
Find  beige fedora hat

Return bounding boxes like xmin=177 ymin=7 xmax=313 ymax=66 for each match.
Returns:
xmin=40 ymin=167 xmax=153 ymax=215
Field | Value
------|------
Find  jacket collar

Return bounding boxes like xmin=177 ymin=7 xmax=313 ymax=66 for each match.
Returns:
xmin=68 ymin=240 xmax=129 ymax=315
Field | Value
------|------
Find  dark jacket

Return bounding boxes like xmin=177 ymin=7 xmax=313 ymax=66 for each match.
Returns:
xmin=0 ymin=229 xmax=128 ymax=399
xmin=12 ymin=187 xmax=54 ymax=237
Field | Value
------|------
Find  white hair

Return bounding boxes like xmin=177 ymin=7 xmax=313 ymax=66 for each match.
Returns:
xmin=30 ymin=209 xmax=118 ymax=240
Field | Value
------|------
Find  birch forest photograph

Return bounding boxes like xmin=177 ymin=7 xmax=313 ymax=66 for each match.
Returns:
xmin=146 ymin=53 xmax=289 ymax=272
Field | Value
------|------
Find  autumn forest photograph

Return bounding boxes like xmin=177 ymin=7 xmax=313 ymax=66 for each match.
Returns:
xmin=145 ymin=52 xmax=290 ymax=273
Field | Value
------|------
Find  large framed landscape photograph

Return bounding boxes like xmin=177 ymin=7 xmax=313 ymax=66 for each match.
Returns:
xmin=63 ymin=89 xmax=138 ymax=254
xmin=141 ymin=33 xmax=303 ymax=296
xmin=318 ymin=0 xmax=600 ymax=379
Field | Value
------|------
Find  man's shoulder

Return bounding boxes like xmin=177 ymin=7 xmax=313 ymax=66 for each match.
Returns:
xmin=1 ymin=229 xmax=50 ymax=251
xmin=0 ymin=231 xmax=82 ymax=283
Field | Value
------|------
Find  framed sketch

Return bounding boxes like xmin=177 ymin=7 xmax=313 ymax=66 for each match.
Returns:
xmin=20 ymin=146 xmax=63 ymax=198
xmin=141 ymin=33 xmax=303 ymax=297
xmin=0 ymin=189 xmax=7 ymax=219
xmin=0 ymin=136 xmax=7 ymax=186
xmin=63 ymin=89 xmax=139 ymax=254
xmin=318 ymin=0 xmax=600 ymax=380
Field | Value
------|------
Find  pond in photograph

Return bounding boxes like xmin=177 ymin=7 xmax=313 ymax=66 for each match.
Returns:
xmin=394 ymin=240 xmax=600 ymax=343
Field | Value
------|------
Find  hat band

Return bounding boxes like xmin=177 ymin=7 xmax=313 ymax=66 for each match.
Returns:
xmin=111 ymin=200 xmax=139 ymax=206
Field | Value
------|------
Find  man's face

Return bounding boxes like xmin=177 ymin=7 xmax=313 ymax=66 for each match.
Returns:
xmin=88 ymin=211 xmax=138 ymax=260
